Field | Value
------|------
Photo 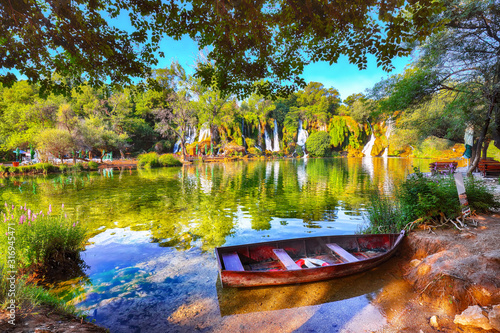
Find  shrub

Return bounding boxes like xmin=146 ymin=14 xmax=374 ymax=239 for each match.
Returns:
xmin=87 ymin=161 xmax=99 ymax=170
xmin=295 ymin=145 xmax=304 ymax=156
xmin=364 ymin=169 xmax=500 ymax=233
xmin=58 ymin=164 xmax=69 ymax=173
xmin=34 ymin=163 xmax=59 ymax=174
xmin=0 ymin=165 xmax=6 ymax=174
xmin=158 ymin=154 xmax=182 ymax=167
xmin=8 ymin=167 xmax=20 ymax=175
xmin=137 ymin=152 xmax=160 ymax=168
xmin=0 ymin=203 xmax=86 ymax=270
xmin=73 ymin=162 xmax=85 ymax=171
xmin=306 ymin=132 xmax=332 ymax=157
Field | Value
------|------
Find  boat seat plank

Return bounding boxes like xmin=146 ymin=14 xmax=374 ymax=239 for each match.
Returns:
xmin=222 ymin=252 xmax=245 ymax=271
xmin=326 ymin=243 xmax=360 ymax=263
xmin=272 ymin=249 xmax=301 ymax=270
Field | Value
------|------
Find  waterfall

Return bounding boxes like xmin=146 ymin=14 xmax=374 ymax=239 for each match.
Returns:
xmin=297 ymin=119 xmax=309 ymax=156
xmin=264 ymin=128 xmax=273 ymax=151
xmin=383 ymin=117 xmax=394 ymax=158
xmin=362 ymin=123 xmax=375 ymax=157
xmin=198 ymin=123 xmax=211 ymax=142
xmin=273 ymin=120 xmax=280 ymax=152
xmin=362 ymin=133 xmax=376 ymax=157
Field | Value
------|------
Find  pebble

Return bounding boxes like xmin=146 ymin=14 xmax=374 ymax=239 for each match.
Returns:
xmin=430 ymin=315 xmax=439 ymax=329
xmin=454 ymin=305 xmax=493 ymax=330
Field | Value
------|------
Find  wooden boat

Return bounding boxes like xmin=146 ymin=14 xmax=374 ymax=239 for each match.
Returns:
xmin=215 ymin=231 xmax=405 ymax=288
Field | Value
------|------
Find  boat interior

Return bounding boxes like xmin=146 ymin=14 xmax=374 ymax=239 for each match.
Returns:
xmin=219 ymin=234 xmax=397 ymax=272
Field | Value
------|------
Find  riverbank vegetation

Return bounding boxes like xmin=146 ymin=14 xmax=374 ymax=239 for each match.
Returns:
xmin=364 ymin=172 xmax=500 ymax=234
xmin=0 ymin=203 xmax=86 ymax=315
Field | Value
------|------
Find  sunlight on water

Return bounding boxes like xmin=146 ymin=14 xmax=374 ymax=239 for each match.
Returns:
xmin=0 ymin=158 xmax=433 ymax=332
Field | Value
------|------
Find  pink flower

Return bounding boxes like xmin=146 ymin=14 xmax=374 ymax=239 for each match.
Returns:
xmin=48 ymin=204 xmax=52 ymax=215
xmin=4 ymin=202 xmax=7 ymax=208
xmin=62 ymin=203 xmax=64 ymax=209
xmin=39 ymin=210 xmax=43 ymax=215
xmin=28 ymin=209 xmax=31 ymax=219
xmin=65 ymin=213 xmax=67 ymax=219
xmin=19 ymin=215 xmax=24 ymax=224
xmin=72 ymin=223 xmax=76 ymax=227
xmin=24 ymin=203 xmax=26 ymax=210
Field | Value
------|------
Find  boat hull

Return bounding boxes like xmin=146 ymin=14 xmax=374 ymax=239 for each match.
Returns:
xmin=215 ymin=231 xmax=405 ymax=288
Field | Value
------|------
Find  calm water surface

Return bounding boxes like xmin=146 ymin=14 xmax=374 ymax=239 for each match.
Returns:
xmin=2 ymin=158 xmax=432 ymax=332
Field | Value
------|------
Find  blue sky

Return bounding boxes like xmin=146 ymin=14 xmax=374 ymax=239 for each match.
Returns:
xmin=155 ymin=35 xmax=413 ymax=101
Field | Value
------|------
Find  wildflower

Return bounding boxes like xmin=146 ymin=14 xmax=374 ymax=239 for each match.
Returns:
xmin=39 ymin=210 xmax=43 ymax=215
xmin=4 ymin=202 xmax=7 ymax=208
xmin=72 ymin=223 xmax=76 ymax=227
xmin=19 ymin=215 xmax=24 ymax=224
xmin=24 ymin=203 xmax=26 ymax=210
xmin=28 ymin=209 xmax=31 ymax=219
xmin=28 ymin=222 xmax=31 ymax=227
xmin=62 ymin=203 xmax=64 ymax=209
xmin=65 ymin=213 xmax=67 ymax=219
xmin=48 ymin=204 xmax=52 ymax=215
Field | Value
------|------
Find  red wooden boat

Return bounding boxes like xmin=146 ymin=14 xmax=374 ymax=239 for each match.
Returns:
xmin=215 ymin=231 xmax=405 ymax=288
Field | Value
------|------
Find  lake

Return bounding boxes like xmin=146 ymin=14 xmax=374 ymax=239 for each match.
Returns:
xmin=1 ymin=157 xmax=432 ymax=332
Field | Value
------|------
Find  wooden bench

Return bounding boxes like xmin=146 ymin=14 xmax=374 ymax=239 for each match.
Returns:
xmin=326 ymin=243 xmax=359 ymax=263
xmin=429 ymin=162 xmax=458 ymax=175
xmin=272 ymin=249 xmax=301 ymax=270
xmin=221 ymin=252 xmax=245 ymax=271
xmin=478 ymin=159 xmax=500 ymax=177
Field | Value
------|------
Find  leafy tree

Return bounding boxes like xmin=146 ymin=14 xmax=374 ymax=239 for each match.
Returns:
xmin=154 ymin=90 xmax=197 ymax=158
xmin=296 ymin=82 xmax=341 ymax=127
xmin=37 ymin=128 xmax=74 ymax=161
xmin=1 ymin=0 xmax=444 ymax=97
xmin=0 ymin=81 xmax=58 ymax=152
xmin=372 ymin=0 xmax=500 ymax=173
xmin=306 ymin=131 xmax=332 ymax=157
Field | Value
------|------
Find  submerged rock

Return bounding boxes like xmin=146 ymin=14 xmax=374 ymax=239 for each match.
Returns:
xmin=453 ymin=305 xmax=493 ymax=330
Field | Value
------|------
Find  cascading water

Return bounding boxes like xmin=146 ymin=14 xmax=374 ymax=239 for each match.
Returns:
xmin=273 ymin=120 xmax=280 ymax=152
xmin=198 ymin=123 xmax=211 ymax=142
xmin=362 ymin=123 xmax=376 ymax=157
xmin=264 ymin=128 xmax=273 ymax=151
xmin=297 ymin=119 xmax=309 ymax=157
xmin=382 ymin=117 xmax=394 ymax=158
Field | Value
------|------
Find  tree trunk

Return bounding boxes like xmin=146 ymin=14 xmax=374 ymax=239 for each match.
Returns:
xmin=482 ymin=139 xmax=490 ymax=160
xmin=468 ymin=101 xmax=496 ymax=175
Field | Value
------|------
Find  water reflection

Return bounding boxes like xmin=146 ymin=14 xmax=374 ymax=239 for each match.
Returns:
xmin=0 ymin=158 xmax=435 ymax=332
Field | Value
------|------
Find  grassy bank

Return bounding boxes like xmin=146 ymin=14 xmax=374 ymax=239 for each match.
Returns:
xmin=364 ymin=170 xmax=500 ymax=233
xmin=0 ymin=203 xmax=86 ymax=315
xmin=0 ymin=161 xmax=100 ymax=177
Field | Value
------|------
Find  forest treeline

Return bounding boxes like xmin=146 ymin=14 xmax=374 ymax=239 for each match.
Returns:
xmin=0 ymin=61 xmax=474 ymax=163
